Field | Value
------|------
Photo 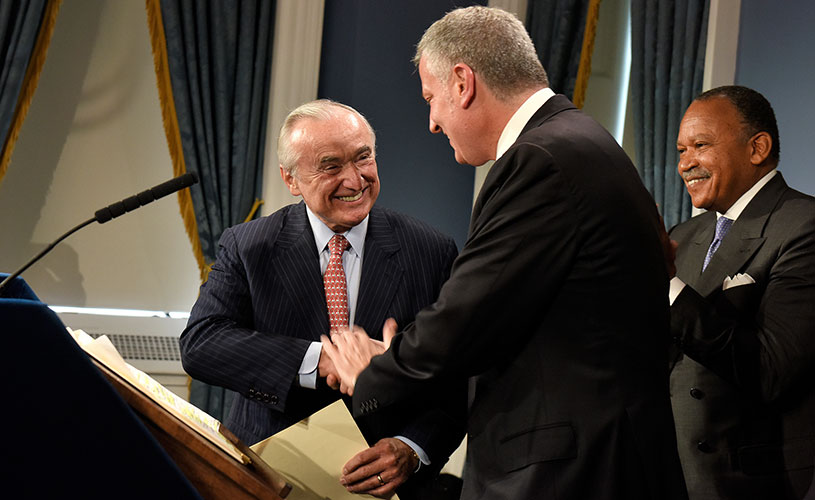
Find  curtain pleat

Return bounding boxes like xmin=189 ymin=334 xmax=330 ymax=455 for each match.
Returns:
xmin=631 ymin=0 xmax=709 ymax=229
xmin=527 ymin=0 xmax=599 ymax=106
xmin=0 ymin=0 xmax=61 ymax=189
xmin=146 ymin=0 xmax=276 ymax=421
xmin=145 ymin=0 xmax=207 ymax=282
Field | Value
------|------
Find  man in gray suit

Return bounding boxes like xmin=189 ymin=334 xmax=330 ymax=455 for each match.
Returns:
xmin=323 ymin=6 xmax=687 ymax=499
xmin=180 ymin=100 xmax=465 ymax=499
xmin=670 ymin=85 xmax=815 ymax=499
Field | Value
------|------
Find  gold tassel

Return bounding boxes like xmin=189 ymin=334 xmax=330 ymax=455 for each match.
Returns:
xmin=0 ymin=0 xmax=63 ymax=189
xmin=573 ymin=0 xmax=602 ymax=109
xmin=145 ymin=0 xmax=210 ymax=283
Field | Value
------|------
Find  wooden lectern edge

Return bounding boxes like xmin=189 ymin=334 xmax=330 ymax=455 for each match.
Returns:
xmin=91 ymin=359 xmax=292 ymax=500
xmin=219 ymin=423 xmax=294 ymax=498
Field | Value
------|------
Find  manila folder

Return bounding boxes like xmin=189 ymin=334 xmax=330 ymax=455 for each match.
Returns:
xmin=250 ymin=399 xmax=399 ymax=500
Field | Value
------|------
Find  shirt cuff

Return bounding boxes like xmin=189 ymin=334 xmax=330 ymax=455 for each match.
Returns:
xmin=394 ymin=435 xmax=430 ymax=470
xmin=669 ymin=276 xmax=686 ymax=306
xmin=297 ymin=342 xmax=322 ymax=389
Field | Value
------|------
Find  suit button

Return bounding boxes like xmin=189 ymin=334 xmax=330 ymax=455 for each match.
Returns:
xmin=697 ymin=440 xmax=713 ymax=453
xmin=262 ymin=393 xmax=271 ymax=403
xmin=690 ymin=388 xmax=705 ymax=399
xmin=248 ymin=388 xmax=256 ymax=397
xmin=270 ymin=395 xmax=279 ymax=405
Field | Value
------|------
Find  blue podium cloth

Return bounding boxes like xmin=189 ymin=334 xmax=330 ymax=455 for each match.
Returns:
xmin=0 ymin=274 xmax=201 ymax=499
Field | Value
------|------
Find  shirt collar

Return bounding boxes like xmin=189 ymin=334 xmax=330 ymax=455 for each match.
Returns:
xmin=718 ymin=169 xmax=777 ymax=221
xmin=305 ymin=205 xmax=368 ymax=257
xmin=496 ymin=87 xmax=556 ymax=160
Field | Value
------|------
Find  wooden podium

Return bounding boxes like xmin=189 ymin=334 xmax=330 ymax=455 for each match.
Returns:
xmin=1 ymin=274 xmax=290 ymax=500
xmin=94 ymin=360 xmax=291 ymax=499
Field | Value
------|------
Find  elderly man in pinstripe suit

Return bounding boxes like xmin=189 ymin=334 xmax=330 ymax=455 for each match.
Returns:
xmin=180 ymin=100 xmax=466 ymax=499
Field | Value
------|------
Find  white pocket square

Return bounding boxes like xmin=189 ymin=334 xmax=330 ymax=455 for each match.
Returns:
xmin=723 ymin=273 xmax=755 ymax=290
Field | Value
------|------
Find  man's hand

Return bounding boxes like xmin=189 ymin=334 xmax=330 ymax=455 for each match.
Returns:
xmin=318 ymin=349 xmax=340 ymax=390
xmin=340 ymin=438 xmax=419 ymax=498
xmin=321 ymin=319 xmax=397 ymax=395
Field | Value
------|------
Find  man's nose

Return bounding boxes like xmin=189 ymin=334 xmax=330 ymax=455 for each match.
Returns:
xmin=429 ymin=116 xmax=441 ymax=134
xmin=340 ymin=164 xmax=364 ymax=189
xmin=678 ymin=152 xmax=697 ymax=173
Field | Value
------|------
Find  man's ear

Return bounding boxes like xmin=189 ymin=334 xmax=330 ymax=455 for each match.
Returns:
xmin=451 ymin=63 xmax=476 ymax=109
xmin=749 ymin=131 xmax=772 ymax=166
xmin=279 ymin=165 xmax=301 ymax=196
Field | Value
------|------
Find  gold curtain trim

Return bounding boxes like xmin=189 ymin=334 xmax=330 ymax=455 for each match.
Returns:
xmin=0 ymin=0 xmax=63 ymax=189
xmin=573 ymin=0 xmax=602 ymax=109
xmin=145 ymin=0 xmax=209 ymax=283
xmin=244 ymin=198 xmax=264 ymax=223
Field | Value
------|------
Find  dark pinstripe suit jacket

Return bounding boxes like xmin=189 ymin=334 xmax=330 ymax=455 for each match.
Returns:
xmin=179 ymin=201 xmax=466 ymax=472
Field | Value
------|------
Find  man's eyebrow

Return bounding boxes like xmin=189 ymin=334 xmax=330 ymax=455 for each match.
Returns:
xmin=319 ymin=155 xmax=341 ymax=165
xmin=318 ymin=146 xmax=372 ymax=165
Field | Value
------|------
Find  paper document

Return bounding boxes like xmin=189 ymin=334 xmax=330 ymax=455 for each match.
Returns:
xmin=251 ymin=399 xmax=399 ymax=500
xmin=68 ymin=328 xmax=248 ymax=464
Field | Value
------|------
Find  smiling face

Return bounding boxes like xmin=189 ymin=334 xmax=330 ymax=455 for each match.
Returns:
xmin=419 ymin=57 xmax=488 ymax=166
xmin=280 ymin=109 xmax=379 ymax=232
xmin=676 ymin=97 xmax=769 ymax=214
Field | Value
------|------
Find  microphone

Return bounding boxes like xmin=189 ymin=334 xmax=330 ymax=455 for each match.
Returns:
xmin=0 ymin=172 xmax=199 ymax=296
xmin=94 ymin=172 xmax=198 ymax=223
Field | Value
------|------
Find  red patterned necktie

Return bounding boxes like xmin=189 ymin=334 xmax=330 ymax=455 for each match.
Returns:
xmin=324 ymin=234 xmax=351 ymax=333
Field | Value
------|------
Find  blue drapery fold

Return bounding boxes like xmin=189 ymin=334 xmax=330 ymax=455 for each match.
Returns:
xmin=631 ymin=0 xmax=709 ymax=229
xmin=0 ymin=0 xmax=48 ymax=183
xmin=158 ymin=0 xmax=276 ymax=420
xmin=526 ymin=0 xmax=592 ymax=100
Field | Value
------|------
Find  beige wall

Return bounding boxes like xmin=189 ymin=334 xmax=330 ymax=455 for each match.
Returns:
xmin=0 ymin=0 xmax=200 ymax=311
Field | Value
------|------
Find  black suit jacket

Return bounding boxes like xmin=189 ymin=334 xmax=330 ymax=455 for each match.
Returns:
xmin=670 ymin=173 xmax=815 ymax=499
xmin=179 ymin=202 xmax=466 ymax=477
xmin=352 ymin=95 xmax=688 ymax=499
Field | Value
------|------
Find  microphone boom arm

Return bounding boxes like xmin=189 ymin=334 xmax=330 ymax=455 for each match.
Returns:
xmin=0 ymin=172 xmax=198 ymax=297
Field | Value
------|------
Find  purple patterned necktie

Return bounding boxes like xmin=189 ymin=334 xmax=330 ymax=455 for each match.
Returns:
xmin=324 ymin=234 xmax=350 ymax=333
xmin=702 ymin=216 xmax=733 ymax=271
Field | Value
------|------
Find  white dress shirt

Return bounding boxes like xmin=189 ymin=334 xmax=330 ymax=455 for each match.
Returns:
xmin=298 ymin=206 xmax=367 ymax=388
xmin=495 ymin=87 xmax=555 ymax=160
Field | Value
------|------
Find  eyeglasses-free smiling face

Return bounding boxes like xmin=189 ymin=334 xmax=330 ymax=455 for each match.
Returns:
xmin=282 ymin=110 xmax=380 ymax=232
xmin=677 ymin=97 xmax=767 ymax=214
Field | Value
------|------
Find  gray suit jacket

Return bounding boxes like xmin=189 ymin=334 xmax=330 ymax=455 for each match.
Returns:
xmin=180 ymin=202 xmax=466 ymax=485
xmin=352 ymin=95 xmax=688 ymax=500
xmin=670 ymin=173 xmax=815 ymax=499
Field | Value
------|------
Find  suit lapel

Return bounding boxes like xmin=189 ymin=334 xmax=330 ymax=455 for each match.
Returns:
xmin=473 ymin=94 xmax=576 ymax=225
xmin=275 ymin=202 xmax=329 ymax=340
xmin=356 ymin=208 xmax=402 ymax=340
xmin=676 ymin=212 xmax=716 ymax=289
xmin=687 ymin=174 xmax=787 ymax=297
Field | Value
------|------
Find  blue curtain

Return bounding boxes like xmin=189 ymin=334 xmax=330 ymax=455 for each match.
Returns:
xmin=0 ymin=0 xmax=54 ymax=186
xmin=157 ymin=0 xmax=276 ymax=420
xmin=631 ymin=0 xmax=709 ymax=229
xmin=526 ymin=0 xmax=593 ymax=100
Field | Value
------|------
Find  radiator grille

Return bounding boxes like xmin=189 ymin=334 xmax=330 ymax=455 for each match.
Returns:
xmin=89 ymin=333 xmax=181 ymax=361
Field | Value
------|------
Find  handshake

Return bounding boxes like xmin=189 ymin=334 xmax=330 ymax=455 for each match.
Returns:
xmin=316 ymin=319 xmax=417 ymax=499
xmin=318 ymin=318 xmax=399 ymax=395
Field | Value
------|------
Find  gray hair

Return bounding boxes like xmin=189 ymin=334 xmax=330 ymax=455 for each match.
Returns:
xmin=414 ymin=6 xmax=548 ymax=101
xmin=278 ymin=99 xmax=376 ymax=175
